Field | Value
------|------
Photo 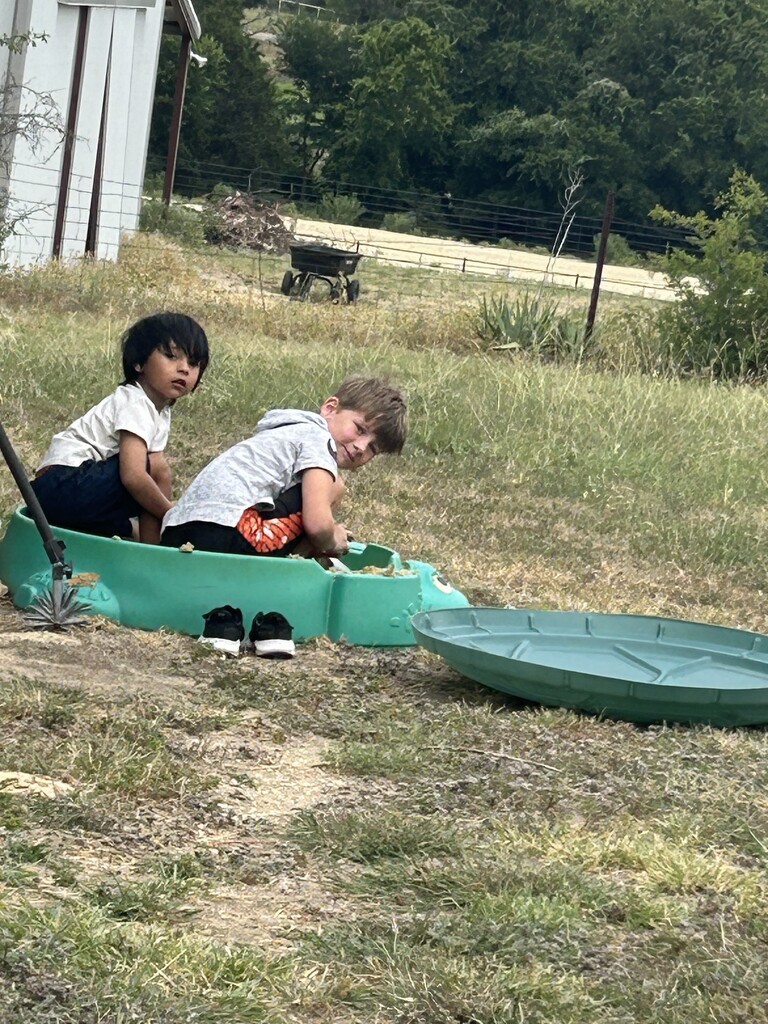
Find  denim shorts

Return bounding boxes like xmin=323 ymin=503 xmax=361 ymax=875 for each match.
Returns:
xmin=30 ymin=455 xmax=143 ymax=538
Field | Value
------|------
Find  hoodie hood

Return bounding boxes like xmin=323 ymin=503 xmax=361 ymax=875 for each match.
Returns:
xmin=255 ymin=409 xmax=329 ymax=433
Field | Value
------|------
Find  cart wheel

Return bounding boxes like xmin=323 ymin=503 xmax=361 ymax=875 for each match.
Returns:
xmin=346 ymin=279 xmax=360 ymax=305
xmin=280 ymin=270 xmax=293 ymax=296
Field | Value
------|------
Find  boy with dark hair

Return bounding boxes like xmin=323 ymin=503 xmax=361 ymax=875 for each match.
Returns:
xmin=31 ymin=311 xmax=209 ymax=544
xmin=161 ymin=375 xmax=407 ymax=557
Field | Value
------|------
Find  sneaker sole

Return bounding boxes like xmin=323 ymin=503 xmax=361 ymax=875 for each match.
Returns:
xmin=198 ymin=636 xmax=242 ymax=656
xmin=254 ymin=638 xmax=296 ymax=659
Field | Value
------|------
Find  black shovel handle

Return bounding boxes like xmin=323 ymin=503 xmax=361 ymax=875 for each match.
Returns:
xmin=0 ymin=420 xmax=67 ymax=568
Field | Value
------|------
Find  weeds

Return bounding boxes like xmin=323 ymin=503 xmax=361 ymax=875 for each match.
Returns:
xmin=0 ymin=902 xmax=293 ymax=1023
xmin=288 ymin=807 xmax=461 ymax=863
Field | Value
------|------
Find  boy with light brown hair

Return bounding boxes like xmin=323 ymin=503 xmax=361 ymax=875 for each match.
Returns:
xmin=161 ymin=375 xmax=407 ymax=557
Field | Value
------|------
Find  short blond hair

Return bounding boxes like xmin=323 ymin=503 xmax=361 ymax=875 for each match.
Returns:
xmin=333 ymin=376 xmax=407 ymax=454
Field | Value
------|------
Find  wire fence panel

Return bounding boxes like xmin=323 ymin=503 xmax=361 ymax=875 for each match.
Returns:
xmin=147 ymin=158 xmax=694 ymax=259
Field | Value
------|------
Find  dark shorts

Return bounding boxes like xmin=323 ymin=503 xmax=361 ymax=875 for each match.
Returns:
xmin=162 ymin=520 xmax=265 ymax=555
xmin=30 ymin=455 xmax=143 ymax=538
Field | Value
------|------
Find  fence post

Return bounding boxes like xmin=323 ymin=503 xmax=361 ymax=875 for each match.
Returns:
xmin=585 ymin=191 xmax=614 ymax=341
xmin=163 ymin=33 xmax=191 ymax=206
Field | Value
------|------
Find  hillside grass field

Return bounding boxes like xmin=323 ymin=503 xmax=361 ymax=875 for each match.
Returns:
xmin=1 ymin=234 xmax=768 ymax=1023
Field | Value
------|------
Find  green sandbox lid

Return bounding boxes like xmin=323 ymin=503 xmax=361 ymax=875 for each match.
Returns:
xmin=411 ymin=606 xmax=768 ymax=726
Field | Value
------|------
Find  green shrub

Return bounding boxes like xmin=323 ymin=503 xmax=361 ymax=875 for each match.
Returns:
xmin=652 ymin=169 xmax=768 ymax=379
xmin=594 ymin=232 xmax=641 ymax=267
xmin=142 ymin=171 xmax=165 ymax=196
xmin=381 ymin=210 xmax=420 ymax=234
xmin=314 ymin=192 xmax=365 ymax=225
xmin=138 ymin=199 xmax=206 ymax=248
xmin=208 ymin=182 xmax=238 ymax=201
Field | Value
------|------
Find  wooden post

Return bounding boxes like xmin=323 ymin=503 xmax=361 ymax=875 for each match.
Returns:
xmin=585 ymin=190 xmax=615 ymax=341
xmin=163 ymin=33 xmax=191 ymax=206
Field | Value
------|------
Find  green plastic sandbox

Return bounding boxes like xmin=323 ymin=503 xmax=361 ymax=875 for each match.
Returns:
xmin=0 ymin=508 xmax=468 ymax=646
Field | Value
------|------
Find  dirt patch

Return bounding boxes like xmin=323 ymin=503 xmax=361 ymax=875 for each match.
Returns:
xmin=0 ymin=596 xmax=197 ymax=697
xmin=196 ymin=872 xmax=355 ymax=950
xmin=203 ymin=729 xmax=356 ymax=820
xmin=190 ymin=732 xmax=376 ymax=948
xmin=0 ymin=592 xmax=402 ymax=954
xmin=0 ymin=770 xmax=74 ymax=798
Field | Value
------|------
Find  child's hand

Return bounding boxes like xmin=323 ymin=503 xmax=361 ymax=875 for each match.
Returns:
xmin=311 ymin=524 xmax=353 ymax=557
xmin=330 ymin=523 xmax=353 ymax=554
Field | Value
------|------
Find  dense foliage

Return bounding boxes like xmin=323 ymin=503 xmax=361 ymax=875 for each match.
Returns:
xmin=148 ymin=0 xmax=768 ymax=222
xmin=654 ymin=170 xmax=768 ymax=378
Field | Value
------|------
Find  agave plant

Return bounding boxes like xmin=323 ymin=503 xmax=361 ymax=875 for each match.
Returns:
xmin=23 ymin=584 xmax=91 ymax=630
xmin=476 ymin=293 xmax=563 ymax=354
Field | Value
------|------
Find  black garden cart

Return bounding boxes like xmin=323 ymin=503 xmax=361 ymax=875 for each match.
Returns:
xmin=280 ymin=243 xmax=362 ymax=304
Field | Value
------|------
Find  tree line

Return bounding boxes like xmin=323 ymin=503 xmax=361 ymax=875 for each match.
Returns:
xmin=148 ymin=0 xmax=768 ymax=225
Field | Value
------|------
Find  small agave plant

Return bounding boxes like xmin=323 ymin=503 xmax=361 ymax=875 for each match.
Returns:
xmin=23 ymin=583 xmax=91 ymax=630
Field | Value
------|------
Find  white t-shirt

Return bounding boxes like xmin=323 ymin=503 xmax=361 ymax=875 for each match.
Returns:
xmin=37 ymin=383 xmax=171 ymax=471
xmin=162 ymin=408 xmax=338 ymax=531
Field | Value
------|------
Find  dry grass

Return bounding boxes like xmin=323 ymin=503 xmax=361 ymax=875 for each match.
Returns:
xmin=2 ymin=236 xmax=768 ymax=1022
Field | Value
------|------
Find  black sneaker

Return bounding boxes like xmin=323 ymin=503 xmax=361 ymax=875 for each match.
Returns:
xmin=198 ymin=605 xmax=245 ymax=655
xmin=249 ymin=611 xmax=295 ymax=659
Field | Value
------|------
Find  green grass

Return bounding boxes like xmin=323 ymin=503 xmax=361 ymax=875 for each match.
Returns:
xmin=2 ymin=235 xmax=768 ymax=1022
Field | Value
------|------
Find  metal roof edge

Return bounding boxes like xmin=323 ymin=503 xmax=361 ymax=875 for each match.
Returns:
xmin=168 ymin=0 xmax=201 ymax=41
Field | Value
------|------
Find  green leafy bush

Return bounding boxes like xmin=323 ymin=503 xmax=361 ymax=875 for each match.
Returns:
xmin=208 ymin=182 xmax=238 ymax=201
xmin=594 ymin=232 xmax=642 ymax=267
xmin=314 ymin=192 xmax=365 ymax=225
xmin=138 ymin=199 xmax=206 ymax=249
xmin=381 ymin=211 xmax=420 ymax=234
xmin=652 ymin=169 xmax=768 ymax=379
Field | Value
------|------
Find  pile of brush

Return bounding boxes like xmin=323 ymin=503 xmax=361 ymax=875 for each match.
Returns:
xmin=205 ymin=193 xmax=295 ymax=253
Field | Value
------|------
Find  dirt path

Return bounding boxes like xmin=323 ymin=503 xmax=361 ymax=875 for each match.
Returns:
xmin=0 ymin=594 xmax=437 ymax=954
xmin=292 ymin=217 xmax=684 ymax=302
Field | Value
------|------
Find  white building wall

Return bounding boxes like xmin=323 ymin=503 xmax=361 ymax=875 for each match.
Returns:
xmin=97 ymin=2 xmax=163 ymax=260
xmin=2 ymin=0 xmax=78 ymax=266
xmin=2 ymin=0 xmax=169 ymax=267
xmin=58 ymin=5 xmax=113 ymax=260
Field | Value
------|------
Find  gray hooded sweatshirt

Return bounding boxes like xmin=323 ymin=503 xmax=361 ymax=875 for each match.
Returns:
xmin=162 ymin=409 xmax=338 ymax=532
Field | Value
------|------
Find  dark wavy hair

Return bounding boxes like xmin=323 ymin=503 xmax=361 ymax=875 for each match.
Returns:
xmin=121 ymin=312 xmax=209 ymax=390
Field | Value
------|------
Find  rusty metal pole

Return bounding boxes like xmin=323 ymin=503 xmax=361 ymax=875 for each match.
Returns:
xmin=585 ymin=190 xmax=615 ymax=341
xmin=162 ymin=33 xmax=191 ymax=206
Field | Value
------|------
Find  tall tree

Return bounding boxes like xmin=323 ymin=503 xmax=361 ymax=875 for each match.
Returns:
xmin=148 ymin=0 xmax=295 ymax=187
xmin=448 ymin=0 xmax=768 ymax=219
xmin=324 ymin=17 xmax=456 ymax=189
xmin=278 ymin=18 xmax=358 ymax=176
